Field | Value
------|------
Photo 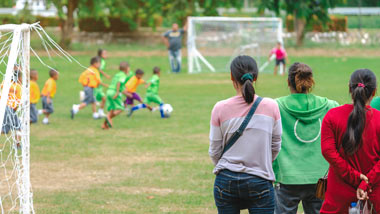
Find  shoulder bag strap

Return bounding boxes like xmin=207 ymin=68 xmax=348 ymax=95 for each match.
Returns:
xmin=221 ymin=96 xmax=263 ymax=156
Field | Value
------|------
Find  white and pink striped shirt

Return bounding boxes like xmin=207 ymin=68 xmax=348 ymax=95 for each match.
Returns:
xmin=209 ymin=95 xmax=282 ymax=181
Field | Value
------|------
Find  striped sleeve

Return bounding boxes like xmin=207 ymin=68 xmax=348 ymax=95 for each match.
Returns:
xmin=209 ymin=103 xmax=223 ymax=166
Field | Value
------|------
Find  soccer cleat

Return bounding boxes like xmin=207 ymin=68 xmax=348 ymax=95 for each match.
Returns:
xmin=42 ymin=117 xmax=49 ymax=125
xmin=93 ymin=112 xmax=100 ymax=119
xmin=127 ymin=109 xmax=133 ymax=117
xmin=98 ymin=110 xmax=106 ymax=118
xmin=70 ymin=109 xmax=74 ymax=119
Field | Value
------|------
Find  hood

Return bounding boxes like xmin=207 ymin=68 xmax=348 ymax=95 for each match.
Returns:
xmin=276 ymin=94 xmax=337 ymax=123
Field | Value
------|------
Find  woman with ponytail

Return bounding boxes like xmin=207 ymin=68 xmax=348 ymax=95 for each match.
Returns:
xmin=209 ymin=55 xmax=282 ymax=213
xmin=273 ymin=63 xmax=339 ymax=214
xmin=321 ymin=69 xmax=380 ymax=213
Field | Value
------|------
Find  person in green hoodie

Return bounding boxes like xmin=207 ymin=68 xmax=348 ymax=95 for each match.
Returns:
xmin=273 ymin=62 xmax=339 ymax=214
xmin=371 ymin=97 xmax=380 ymax=110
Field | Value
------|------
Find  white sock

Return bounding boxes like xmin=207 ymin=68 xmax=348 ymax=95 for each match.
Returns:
xmin=93 ymin=112 xmax=99 ymax=119
xmin=98 ymin=108 xmax=104 ymax=114
xmin=72 ymin=104 xmax=79 ymax=114
xmin=42 ymin=117 xmax=49 ymax=124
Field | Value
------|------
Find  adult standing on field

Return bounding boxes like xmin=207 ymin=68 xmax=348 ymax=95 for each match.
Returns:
xmin=209 ymin=55 xmax=282 ymax=213
xmin=163 ymin=20 xmax=187 ymax=73
xmin=273 ymin=63 xmax=339 ymax=214
xmin=320 ymin=69 xmax=380 ymax=213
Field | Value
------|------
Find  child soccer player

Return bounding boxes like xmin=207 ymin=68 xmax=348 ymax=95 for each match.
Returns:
xmin=41 ymin=69 xmax=59 ymax=125
xmin=140 ymin=67 xmax=165 ymax=118
xmin=30 ymin=69 xmax=40 ymax=123
xmin=102 ymin=61 xmax=133 ymax=129
xmin=125 ymin=69 xmax=152 ymax=117
xmin=94 ymin=49 xmax=111 ymax=117
xmin=71 ymin=56 xmax=106 ymax=119
xmin=269 ymin=41 xmax=288 ymax=76
xmin=2 ymin=70 xmax=22 ymax=135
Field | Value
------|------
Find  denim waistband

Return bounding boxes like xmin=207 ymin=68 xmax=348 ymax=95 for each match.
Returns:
xmin=218 ymin=169 xmax=264 ymax=180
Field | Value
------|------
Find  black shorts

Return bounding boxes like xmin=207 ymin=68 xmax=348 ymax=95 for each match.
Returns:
xmin=276 ymin=58 xmax=285 ymax=66
xmin=42 ymin=96 xmax=54 ymax=114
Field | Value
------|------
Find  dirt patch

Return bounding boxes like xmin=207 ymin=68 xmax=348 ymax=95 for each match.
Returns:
xmin=31 ymin=154 xmax=207 ymax=192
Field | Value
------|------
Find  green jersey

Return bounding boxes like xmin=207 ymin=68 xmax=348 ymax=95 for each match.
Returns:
xmin=108 ymin=72 xmax=133 ymax=93
xmin=100 ymin=58 xmax=106 ymax=75
xmin=371 ymin=97 xmax=380 ymax=111
xmin=146 ymin=74 xmax=160 ymax=94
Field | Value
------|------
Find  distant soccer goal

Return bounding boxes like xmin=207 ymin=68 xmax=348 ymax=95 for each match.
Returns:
xmin=187 ymin=17 xmax=283 ymax=73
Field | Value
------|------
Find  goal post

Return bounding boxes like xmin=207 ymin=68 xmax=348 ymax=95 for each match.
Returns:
xmin=0 ymin=23 xmax=34 ymax=214
xmin=187 ymin=16 xmax=283 ymax=73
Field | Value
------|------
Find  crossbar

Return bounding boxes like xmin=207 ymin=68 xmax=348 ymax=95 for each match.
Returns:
xmin=0 ymin=24 xmax=30 ymax=32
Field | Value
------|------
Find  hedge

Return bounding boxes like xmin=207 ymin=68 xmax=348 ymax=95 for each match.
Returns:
xmin=286 ymin=15 xmax=347 ymax=32
xmin=78 ymin=16 xmax=163 ymax=32
xmin=0 ymin=14 xmax=60 ymax=27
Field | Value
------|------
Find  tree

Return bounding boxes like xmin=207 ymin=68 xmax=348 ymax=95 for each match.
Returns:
xmin=259 ymin=0 xmax=342 ymax=46
xmin=0 ymin=0 xmax=14 ymax=7
xmin=47 ymin=0 xmax=245 ymax=48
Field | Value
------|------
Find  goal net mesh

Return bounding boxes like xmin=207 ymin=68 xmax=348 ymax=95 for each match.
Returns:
xmin=187 ymin=17 xmax=283 ymax=73
xmin=0 ymin=25 xmax=33 ymax=214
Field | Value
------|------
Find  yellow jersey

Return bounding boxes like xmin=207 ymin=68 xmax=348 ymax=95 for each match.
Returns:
xmin=78 ymin=66 xmax=101 ymax=88
xmin=125 ymin=76 xmax=145 ymax=93
xmin=1 ymin=82 xmax=22 ymax=110
xmin=30 ymin=80 xmax=40 ymax=104
xmin=41 ymin=78 xmax=57 ymax=98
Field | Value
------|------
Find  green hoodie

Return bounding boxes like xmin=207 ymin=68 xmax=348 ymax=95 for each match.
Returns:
xmin=273 ymin=94 xmax=339 ymax=184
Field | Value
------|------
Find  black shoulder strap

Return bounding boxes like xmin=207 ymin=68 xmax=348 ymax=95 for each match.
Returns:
xmin=221 ymin=96 xmax=263 ymax=156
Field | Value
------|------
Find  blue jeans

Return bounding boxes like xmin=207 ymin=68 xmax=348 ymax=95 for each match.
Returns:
xmin=274 ymin=183 xmax=322 ymax=214
xmin=214 ymin=169 xmax=275 ymax=214
xmin=168 ymin=49 xmax=181 ymax=73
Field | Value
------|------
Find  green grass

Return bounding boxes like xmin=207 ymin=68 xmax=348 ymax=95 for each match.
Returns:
xmin=28 ymin=53 xmax=380 ymax=213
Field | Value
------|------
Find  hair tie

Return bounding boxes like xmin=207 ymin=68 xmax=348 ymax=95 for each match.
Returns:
xmin=241 ymin=73 xmax=253 ymax=82
xmin=357 ymin=83 xmax=365 ymax=88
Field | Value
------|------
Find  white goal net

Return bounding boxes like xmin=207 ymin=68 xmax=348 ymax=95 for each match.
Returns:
xmin=0 ymin=24 xmax=33 ymax=214
xmin=187 ymin=17 xmax=283 ymax=73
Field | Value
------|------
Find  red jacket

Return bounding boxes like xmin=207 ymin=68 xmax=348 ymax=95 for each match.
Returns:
xmin=321 ymin=104 xmax=380 ymax=214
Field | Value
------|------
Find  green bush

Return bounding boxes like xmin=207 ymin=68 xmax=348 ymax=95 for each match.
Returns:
xmin=286 ymin=15 xmax=347 ymax=32
xmin=0 ymin=14 xmax=60 ymax=27
xmin=347 ymin=15 xmax=380 ymax=29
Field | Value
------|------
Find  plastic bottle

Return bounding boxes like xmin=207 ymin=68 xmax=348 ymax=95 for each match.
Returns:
xmin=348 ymin=202 xmax=359 ymax=214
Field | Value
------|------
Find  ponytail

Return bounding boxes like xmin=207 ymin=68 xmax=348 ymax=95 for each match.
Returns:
xmin=230 ymin=56 xmax=259 ymax=104
xmin=342 ymin=69 xmax=377 ymax=155
xmin=288 ymin=62 xmax=315 ymax=93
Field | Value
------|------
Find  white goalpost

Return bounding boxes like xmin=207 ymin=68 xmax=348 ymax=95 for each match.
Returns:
xmin=0 ymin=24 xmax=33 ymax=214
xmin=187 ymin=17 xmax=283 ymax=73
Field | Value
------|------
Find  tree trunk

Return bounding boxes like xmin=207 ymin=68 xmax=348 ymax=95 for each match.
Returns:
xmin=294 ymin=16 xmax=306 ymax=47
xmin=60 ymin=0 xmax=79 ymax=49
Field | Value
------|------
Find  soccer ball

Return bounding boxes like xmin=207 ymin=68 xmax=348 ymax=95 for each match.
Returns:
xmin=162 ymin=104 xmax=173 ymax=118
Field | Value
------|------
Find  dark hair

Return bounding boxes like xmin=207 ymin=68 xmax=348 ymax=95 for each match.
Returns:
xmin=119 ymin=61 xmax=129 ymax=71
xmin=288 ymin=62 xmax=315 ymax=93
xmin=90 ymin=56 xmax=100 ymax=65
xmin=342 ymin=69 xmax=377 ymax=155
xmin=153 ymin=66 xmax=160 ymax=74
xmin=49 ymin=69 xmax=58 ymax=77
xmin=135 ymin=69 xmax=144 ymax=75
xmin=97 ymin=49 xmax=104 ymax=57
xmin=230 ymin=55 xmax=258 ymax=104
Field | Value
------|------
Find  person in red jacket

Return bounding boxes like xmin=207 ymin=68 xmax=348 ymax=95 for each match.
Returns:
xmin=320 ymin=69 xmax=380 ymax=214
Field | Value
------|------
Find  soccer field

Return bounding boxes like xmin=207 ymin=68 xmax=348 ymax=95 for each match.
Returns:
xmin=29 ymin=53 xmax=379 ymax=213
